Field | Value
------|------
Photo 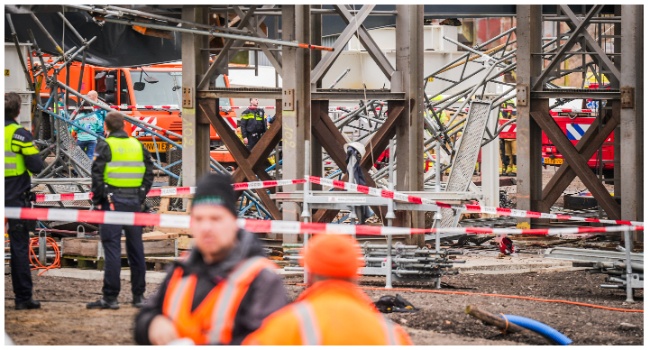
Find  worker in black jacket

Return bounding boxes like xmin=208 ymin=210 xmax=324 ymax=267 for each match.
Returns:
xmin=5 ymin=92 xmax=44 ymax=310
xmin=239 ymin=98 xmax=266 ymax=150
xmin=134 ymin=173 xmax=288 ymax=345
xmin=87 ymin=112 xmax=154 ymax=310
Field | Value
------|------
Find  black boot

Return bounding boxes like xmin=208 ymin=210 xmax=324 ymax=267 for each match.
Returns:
xmin=132 ymin=294 xmax=145 ymax=308
xmin=15 ymin=299 xmax=41 ymax=310
xmin=86 ymin=297 xmax=119 ymax=310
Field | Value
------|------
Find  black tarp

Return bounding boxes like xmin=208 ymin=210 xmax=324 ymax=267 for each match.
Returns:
xmin=5 ymin=11 xmax=182 ymax=67
xmin=5 ymin=5 xmax=616 ymax=67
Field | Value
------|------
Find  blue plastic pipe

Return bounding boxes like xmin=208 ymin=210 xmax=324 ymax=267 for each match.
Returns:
xmin=503 ymin=314 xmax=572 ymax=345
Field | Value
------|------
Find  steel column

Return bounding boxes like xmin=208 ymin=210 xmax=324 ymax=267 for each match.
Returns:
xmin=181 ymin=6 xmax=210 ymax=187
xmin=395 ymin=5 xmax=424 ymax=246
xmin=281 ymin=5 xmax=311 ymax=237
xmin=620 ymin=5 xmax=643 ymax=236
xmin=515 ymin=6 xmax=545 ymax=219
xmin=310 ymin=7 xmax=324 ymax=189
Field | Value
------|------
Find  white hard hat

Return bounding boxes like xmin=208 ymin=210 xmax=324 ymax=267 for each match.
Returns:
xmin=344 ymin=141 xmax=366 ymax=158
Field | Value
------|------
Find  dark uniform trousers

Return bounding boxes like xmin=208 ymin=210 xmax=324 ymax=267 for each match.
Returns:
xmin=6 ymin=196 xmax=34 ymax=304
xmin=98 ymin=193 xmax=146 ymax=299
xmin=247 ymin=133 xmax=262 ymax=150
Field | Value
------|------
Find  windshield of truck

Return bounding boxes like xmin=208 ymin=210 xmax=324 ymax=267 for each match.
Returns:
xmin=132 ymin=71 xmax=182 ymax=108
xmin=132 ymin=71 xmax=231 ymax=109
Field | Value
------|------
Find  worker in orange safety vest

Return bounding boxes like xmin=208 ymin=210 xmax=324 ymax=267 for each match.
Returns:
xmin=243 ymin=234 xmax=413 ymax=346
xmin=134 ymin=173 xmax=288 ymax=345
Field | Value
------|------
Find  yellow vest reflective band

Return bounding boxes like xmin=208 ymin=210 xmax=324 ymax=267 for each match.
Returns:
xmin=5 ymin=123 xmax=37 ymax=177
xmin=104 ymin=137 xmax=146 ymax=187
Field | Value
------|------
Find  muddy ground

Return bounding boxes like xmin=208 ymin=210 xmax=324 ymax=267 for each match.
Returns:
xmin=5 ymin=269 xmax=643 ymax=345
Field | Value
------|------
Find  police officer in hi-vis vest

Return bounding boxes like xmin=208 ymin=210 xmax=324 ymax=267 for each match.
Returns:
xmin=239 ymin=98 xmax=266 ymax=150
xmin=87 ymin=112 xmax=154 ymax=310
xmin=5 ymin=92 xmax=44 ymax=310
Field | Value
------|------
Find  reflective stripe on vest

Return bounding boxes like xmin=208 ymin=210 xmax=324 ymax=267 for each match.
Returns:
xmin=294 ymin=304 xmax=400 ymax=345
xmin=104 ymin=137 xmax=145 ymax=187
xmin=382 ymin=317 xmax=398 ymax=345
xmin=5 ymin=124 xmax=26 ymax=177
xmin=165 ymin=269 xmax=194 ymax=319
xmin=294 ymin=303 xmax=321 ymax=345
xmin=208 ymin=257 xmax=276 ymax=344
xmin=163 ymin=257 xmax=276 ymax=345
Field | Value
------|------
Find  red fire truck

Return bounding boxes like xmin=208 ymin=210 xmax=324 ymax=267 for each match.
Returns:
xmin=498 ymin=97 xmax=614 ymax=176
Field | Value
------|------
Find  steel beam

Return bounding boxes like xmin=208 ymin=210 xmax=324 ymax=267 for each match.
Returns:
xmin=620 ymin=5 xmax=643 ymax=228
xmin=532 ymin=5 xmax=603 ymax=90
xmin=395 ymin=5 xmax=424 ymax=246
xmin=310 ymin=4 xmax=374 ymax=84
xmin=560 ymin=4 xmax=621 ymax=86
xmin=196 ymin=5 xmax=258 ymax=90
xmin=181 ymin=6 xmax=211 ymax=187
xmin=232 ymin=5 xmax=283 ymax=73
xmin=530 ymin=90 xmax=620 ymax=100
xmin=335 ymin=4 xmax=396 ymax=80
xmin=200 ymin=98 xmax=282 ymax=219
xmin=310 ymin=102 xmax=403 ymax=224
xmin=531 ymin=112 xmax=621 ymax=219
xmin=541 ymin=111 xmax=620 ymax=211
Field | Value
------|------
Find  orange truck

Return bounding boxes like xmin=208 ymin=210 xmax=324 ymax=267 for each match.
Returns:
xmin=38 ymin=60 xmax=238 ymax=164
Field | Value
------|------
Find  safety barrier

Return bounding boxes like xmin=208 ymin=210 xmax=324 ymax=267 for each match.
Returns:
xmin=308 ymin=176 xmax=645 ymax=227
xmin=5 ymin=207 xmax=643 ymax=237
xmin=34 ymin=179 xmax=306 ymax=203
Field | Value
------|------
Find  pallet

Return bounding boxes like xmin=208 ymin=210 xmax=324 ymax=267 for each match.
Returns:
xmin=60 ymin=255 xmax=133 ymax=270
xmin=153 ymin=193 xmax=193 ymax=235
xmin=145 ymin=256 xmax=180 ymax=271
xmin=61 ymin=237 xmax=177 ymax=259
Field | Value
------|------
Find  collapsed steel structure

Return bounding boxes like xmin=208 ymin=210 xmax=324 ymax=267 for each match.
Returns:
xmin=4 ymin=4 xmax=643 ymax=296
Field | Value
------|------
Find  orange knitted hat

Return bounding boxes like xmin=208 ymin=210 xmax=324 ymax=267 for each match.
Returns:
xmin=301 ymin=234 xmax=364 ymax=278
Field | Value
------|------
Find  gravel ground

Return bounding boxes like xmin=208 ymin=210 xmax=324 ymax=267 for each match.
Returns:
xmin=5 ymin=268 xmax=643 ymax=345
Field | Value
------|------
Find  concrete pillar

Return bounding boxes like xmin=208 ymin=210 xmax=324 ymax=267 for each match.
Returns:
xmin=281 ymin=5 xmax=311 ymax=237
xmin=395 ymin=5 xmax=424 ymax=245
xmin=515 ymin=5 xmax=545 ymax=219
xmin=181 ymin=6 xmax=211 ymax=187
xmin=620 ymin=5 xmax=643 ymax=237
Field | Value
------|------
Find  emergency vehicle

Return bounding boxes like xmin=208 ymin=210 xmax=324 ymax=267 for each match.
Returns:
xmin=498 ymin=92 xmax=614 ymax=177
xmin=37 ymin=60 xmax=238 ymax=164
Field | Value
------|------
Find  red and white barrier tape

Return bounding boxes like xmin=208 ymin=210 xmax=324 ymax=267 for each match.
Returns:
xmin=34 ymin=179 xmax=306 ymax=203
xmin=308 ymin=176 xmax=645 ymax=227
xmin=219 ymin=106 xmax=276 ymax=110
xmin=4 ymin=207 xmax=643 ymax=237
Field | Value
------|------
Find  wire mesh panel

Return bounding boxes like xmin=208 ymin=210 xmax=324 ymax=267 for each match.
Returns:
xmin=55 ymin=118 xmax=93 ymax=176
xmin=440 ymin=100 xmax=491 ymax=228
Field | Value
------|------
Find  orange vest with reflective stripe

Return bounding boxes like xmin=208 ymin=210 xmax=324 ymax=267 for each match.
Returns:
xmin=243 ymin=280 xmax=413 ymax=345
xmin=162 ymin=256 xmax=276 ymax=345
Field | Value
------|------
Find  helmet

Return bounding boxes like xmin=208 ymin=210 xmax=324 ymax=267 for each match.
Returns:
xmin=344 ymin=141 xmax=366 ymax=158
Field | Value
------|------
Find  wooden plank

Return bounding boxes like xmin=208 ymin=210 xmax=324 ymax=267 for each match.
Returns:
xmin=176 ymin=235 xmax=194 ymax=250
xmin=61 ymin=238 xmax=100 ymax=257
xmin=62 ymin=238 xmax=176 ymax=258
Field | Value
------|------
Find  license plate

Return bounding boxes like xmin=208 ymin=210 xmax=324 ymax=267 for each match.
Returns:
xmin=544 ymin=157 xmax=564 ymax=165
xmin=142 ymin=142 xmax=169 ymax=153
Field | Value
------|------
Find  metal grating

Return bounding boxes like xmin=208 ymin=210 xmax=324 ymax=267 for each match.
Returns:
xmin=55 ymin=118 xmax=92 ymax=176
xmin=440 ymin=100 xmax=491 ymax=228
